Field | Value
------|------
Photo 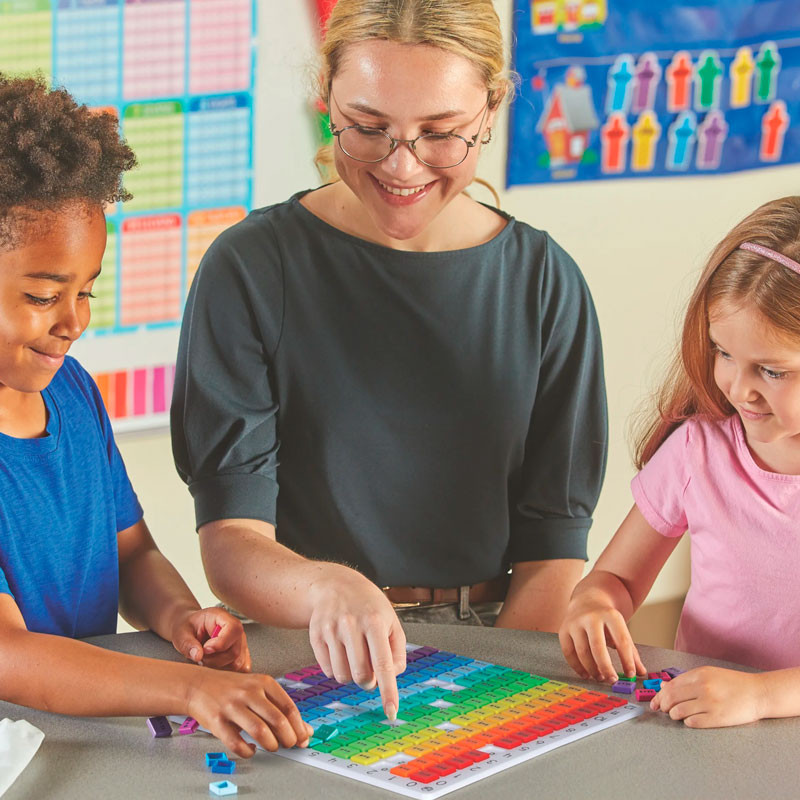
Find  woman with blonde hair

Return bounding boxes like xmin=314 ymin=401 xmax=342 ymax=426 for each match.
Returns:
xmin=173 ymin=0 xmax=607 ymax=721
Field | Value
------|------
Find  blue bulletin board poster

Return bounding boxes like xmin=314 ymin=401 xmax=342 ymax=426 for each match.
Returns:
xmin=0 ymin=0 xmax=257 ymax=431
xmin=507 ymin=0 xmax=800 ymax=186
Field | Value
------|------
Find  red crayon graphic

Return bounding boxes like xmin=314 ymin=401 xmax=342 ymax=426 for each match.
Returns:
xmin=601 ymin=113 xmax=630 ymax=173
xmin=666 ymin=51 xmax=693 ymax=112
xmin=760 ymin=100 xmax=789 ymax=162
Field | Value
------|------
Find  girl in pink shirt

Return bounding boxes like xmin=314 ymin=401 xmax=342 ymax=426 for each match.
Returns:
xmin=559 ymin=196 xmax=800 ymax=728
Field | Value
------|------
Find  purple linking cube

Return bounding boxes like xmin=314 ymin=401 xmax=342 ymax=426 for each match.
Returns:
xmin=611 ymin=680 xmax=635 ymax=694
xmin=146 ymin=716 xmax=172 ymax=738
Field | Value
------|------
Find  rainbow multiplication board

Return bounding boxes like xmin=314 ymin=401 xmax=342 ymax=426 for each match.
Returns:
xmin=269 ymin=644 xmax=643 ymax=798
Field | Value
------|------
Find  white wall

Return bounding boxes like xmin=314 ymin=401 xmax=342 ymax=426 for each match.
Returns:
xmin=116 ymin=0 xmax=800 ymax=630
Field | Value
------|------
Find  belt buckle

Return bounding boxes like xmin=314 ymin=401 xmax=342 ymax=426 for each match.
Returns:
xmin=381 ymin=586 xmax=423 ymax=609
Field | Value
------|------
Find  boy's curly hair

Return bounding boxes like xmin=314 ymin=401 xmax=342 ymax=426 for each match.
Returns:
xmin=0 ymin=73 xmax=136 ymax=249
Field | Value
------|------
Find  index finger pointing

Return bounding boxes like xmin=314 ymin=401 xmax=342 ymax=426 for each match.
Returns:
xmin=366 ymin=628 xmax=400 ymax=721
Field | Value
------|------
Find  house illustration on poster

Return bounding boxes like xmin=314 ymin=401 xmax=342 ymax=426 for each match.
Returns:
xmin=531 ymin=0 xmax=607 ymax=34
xmin=536 ymin=67 xmax=600 ymax=166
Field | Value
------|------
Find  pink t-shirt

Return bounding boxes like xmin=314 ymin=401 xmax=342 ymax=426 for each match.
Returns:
xmin=631 ymin=415 xmax=800 ymax=670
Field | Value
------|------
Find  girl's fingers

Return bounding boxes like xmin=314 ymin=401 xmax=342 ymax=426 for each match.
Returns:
xmin=570 ymin=628 xmax=603 ymax=680
xmin=586 ymin=622 xmax=618 ymax=683
xmin=605 ymin=615 xmax=640 ymax=679
xmin=558 ymin=630 xmax=589 ymax=679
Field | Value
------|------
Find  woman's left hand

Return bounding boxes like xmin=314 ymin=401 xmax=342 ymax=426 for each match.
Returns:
xmin=171 ymin=609 xmax=252 ymax=672
xmin=650 ymin=666 xmax=765 ymax=727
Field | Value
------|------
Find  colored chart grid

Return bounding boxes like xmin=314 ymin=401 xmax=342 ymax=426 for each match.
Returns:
xmin=54 ymin=0 xmax=121 ymax=105
xmin=268 ymin=646 xmax=641 ymax=798
xmin=123 ymin=101 xmax=184 ymax=212
xmin=189 ymin=0 xmax=252 ymax=95
xmin=1 ymin=0 xmax=257 ymax=431
xmin=89 ymin=221 xmax=118 ymax=332
xmin=94 ymin=363 xmax=175 ymax=422
xmin=187 ymin=207 xmax=246 ymax=289
xmin=0 ymin=0 xmax=52 ymax=77
xmin=122 ymin=0 xmax=185 ymax=100
xmin=187 ymin=95 xmax=251 ymax=207
xmin=120 ymin=215 xmax=182 ymax=326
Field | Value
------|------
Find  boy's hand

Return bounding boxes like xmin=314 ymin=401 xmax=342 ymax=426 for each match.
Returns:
xmin=186 ymin=669 xmax=314 ymax=758
xmin=172 ymin=609 xmax=251 ymax=672
xmin=558 ymin=594 xmax=646 ymax=683
xmin=651 ymin=666 xmax=765 ymax=727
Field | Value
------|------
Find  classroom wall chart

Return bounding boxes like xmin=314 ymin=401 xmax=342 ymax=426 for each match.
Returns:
xmin=0 ymin=0 xmax=257 ymax=431
xmin=508 ymin=0 xmax=800 ymax=186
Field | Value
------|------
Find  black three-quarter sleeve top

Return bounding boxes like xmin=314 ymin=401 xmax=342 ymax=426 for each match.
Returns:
xmin=171 ymin=190 xmax=608 ymax=587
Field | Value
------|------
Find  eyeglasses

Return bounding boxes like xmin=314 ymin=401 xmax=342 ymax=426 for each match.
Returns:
xmin=328 ymin=89 xmax=490 ymax=169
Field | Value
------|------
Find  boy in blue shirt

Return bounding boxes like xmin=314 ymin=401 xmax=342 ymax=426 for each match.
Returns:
xmin=0 ymin=74 xmax=311 ymax=758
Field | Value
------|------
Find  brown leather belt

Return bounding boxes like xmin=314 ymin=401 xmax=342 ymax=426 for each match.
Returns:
xmin=382 ymin=574 xmax=510 ymax=609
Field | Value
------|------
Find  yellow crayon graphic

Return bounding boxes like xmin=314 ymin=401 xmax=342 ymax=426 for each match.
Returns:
xmin=730 ymin=46 xmax=754 ymax=108
xmin=631 ymin=111 xmax=661 ymax=171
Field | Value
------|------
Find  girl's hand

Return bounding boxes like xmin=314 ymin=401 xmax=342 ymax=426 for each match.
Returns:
xmin=651 ymin=667 xmax=766 ymax=727
xmin=307 ymin=564 xmax=406 ymax=721
xmin=186 ymin=668 xmax=314 ymax=758
xmin=171 ymin=609 xmax=252 ymax=672
xmin=558 ymin=594 xmax=646 ymax=683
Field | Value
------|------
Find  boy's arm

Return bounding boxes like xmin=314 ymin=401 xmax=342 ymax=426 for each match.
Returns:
xmin=559 ymin=504 xmax=681 ymax=681
xmin=0 ymin=594 xmax=311 ymax=756
xmin=117 ymin=519 xmax=200 ymax=638
xmin=117 ymin=519 xmax=250 ymax=670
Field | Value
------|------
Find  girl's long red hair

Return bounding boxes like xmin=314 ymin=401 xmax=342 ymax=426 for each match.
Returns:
xmin=633 ymin=196 xmax=800 ymax=468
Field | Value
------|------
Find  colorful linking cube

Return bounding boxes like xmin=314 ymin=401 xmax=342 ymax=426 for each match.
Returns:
xmin=612 ymin=667 xmax=685 ymax=701
xmin=205 ymin=752 xmax=227 ymax=767
xmin=209 ymin=780 xmax=238 ymax=796
xmin=178 ymin=717 xmax=199 ymax=735
xmin=211 ymin=759 xmax=236 ymax=774
xmin=146 ymin=716 xmax=172 ymax=738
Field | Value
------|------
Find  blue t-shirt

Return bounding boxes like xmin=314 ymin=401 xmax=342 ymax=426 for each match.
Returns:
xmin=0 ymin=357 xmax=142 ymax=637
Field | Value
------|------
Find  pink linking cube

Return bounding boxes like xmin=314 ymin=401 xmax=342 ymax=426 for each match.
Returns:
xmin=179 ymin=717 xmax=200 ymax=735
xmin=635 ymin=688 xmax=656 ymax=701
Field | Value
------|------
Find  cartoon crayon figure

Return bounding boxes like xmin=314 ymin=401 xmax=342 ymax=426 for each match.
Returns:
xmin=694 ymin=50 xmax=723 ymax=110
xmin=632 ymin=53 xmax=662 ymax=113
xmin=601 ymin=112 xmax=630 ymax=173
xmin=606 ymin=54 xmax=635 ymax=114
xmin=696 ymin=111 xmax=728 ymax=170
xmin=755 ymin=42 xmax=781 ymax=104
xmin=666 ymin=111 xmax=697 ymax=171
xmin=760 ymin=100 xmax=789 ymax=162
xmin=631 ymin=111 xmax=661 ymax=172
xmin=729 ymin=47 xmax=754 ymax=109
xmin=666 ymin=51 xmax=693 ymax=112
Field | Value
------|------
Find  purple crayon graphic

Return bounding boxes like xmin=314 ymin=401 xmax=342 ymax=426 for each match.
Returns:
xmin=696 ymin=111 xmax=729 ymax=169
xmin=632 ymin=52 xmax=662 ymax=113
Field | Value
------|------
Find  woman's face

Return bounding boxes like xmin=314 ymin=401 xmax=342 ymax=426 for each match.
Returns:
xmin=328 ymin=40 xmax=495 ymax=244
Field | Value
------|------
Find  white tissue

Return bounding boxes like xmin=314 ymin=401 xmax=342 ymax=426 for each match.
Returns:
xmin=0 ymin=719 xmax=45 ymax=797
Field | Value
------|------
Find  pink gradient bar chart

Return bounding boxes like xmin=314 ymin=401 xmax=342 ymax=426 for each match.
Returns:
xmin=123 ymin=0 xmax=185 ymax=100
xmin=120 ymin=215 xmax=182 ymax=327
xmin=189 ymin=0 xmax=252 ymax=94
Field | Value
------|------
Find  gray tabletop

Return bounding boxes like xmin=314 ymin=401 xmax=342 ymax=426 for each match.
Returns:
xmin=1 ymin=623 xmax=794 ymax=799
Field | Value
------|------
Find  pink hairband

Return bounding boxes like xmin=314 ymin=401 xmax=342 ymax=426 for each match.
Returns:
xmin=739 ymin=241 xmax=800 ymax=276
